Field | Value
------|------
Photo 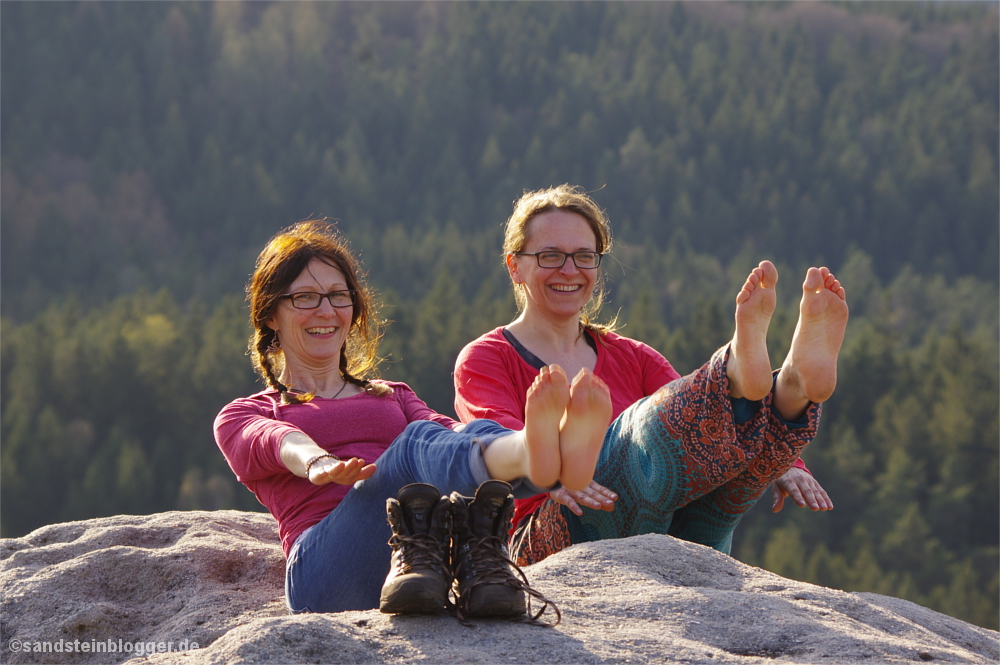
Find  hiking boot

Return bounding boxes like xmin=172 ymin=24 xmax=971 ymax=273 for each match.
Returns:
xmin=451 ymin=480 xmax=558 ymax=624
xmin=379 ymin=483 xmax=453 ymax=614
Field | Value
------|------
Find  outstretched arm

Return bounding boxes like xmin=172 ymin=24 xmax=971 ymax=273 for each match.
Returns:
xmin=279 ymin=431 xmax=376 ymax=486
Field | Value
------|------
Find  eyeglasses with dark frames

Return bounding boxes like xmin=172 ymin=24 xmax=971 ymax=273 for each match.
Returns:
xmin=280 ymin=290 xmax=357 ymax=309
xmin=514 ymin=251 xmax=603 ymax=269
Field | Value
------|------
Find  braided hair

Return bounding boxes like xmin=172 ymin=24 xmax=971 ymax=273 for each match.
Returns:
xmin=247 ymin=219 xmax=390 ymax=403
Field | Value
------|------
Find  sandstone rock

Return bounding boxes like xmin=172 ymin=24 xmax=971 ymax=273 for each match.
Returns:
xmin=2 ymin=511 xmax=996 ymax=664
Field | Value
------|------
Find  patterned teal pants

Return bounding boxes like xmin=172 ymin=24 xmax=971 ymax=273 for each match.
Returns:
xmin=512 ymin=346 xmax=821 ymax=564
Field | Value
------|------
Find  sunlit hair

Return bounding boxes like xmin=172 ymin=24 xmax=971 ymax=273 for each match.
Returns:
xmin=503 ymin=184 xmax=617 ymax=335
xmin=247 ymin=219 xmax=390 ymax=403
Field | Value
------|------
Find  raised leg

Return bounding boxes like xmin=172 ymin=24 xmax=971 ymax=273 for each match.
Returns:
xmin=560 ymin=347 xmax=747 ymax=546
xmin=511 ymin=344 xmax=824 ymax=566
xmin=287 ymin=419 xmax=515 ymax=613
xmin=668 ymin=398 xmax=818 ymax=552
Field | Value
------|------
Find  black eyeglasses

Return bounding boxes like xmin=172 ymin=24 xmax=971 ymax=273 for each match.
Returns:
xmin=280 ymin=290 xmax=357 ymax=309
xmin=515 ymin=251 xmax=603 ymax=269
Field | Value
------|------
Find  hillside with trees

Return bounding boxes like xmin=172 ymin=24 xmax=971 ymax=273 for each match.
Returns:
xmin=1 ymin=1 xmax=996 ymax=629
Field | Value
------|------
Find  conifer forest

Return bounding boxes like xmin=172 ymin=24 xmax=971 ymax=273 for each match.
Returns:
xmin=2 ymin=1 xmax=997 ymax=629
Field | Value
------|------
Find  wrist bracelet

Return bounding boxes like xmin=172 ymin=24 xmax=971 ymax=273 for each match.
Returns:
xmin=305 ymin=453 xmax=340 ymax=476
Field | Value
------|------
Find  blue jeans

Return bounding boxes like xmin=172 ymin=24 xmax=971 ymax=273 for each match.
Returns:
xmin=284 ymin=419 xmax=538 ymax=613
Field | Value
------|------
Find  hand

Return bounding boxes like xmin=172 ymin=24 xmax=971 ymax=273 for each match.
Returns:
xmin=771 ymin=466 xmax=833 ymax=512
xmin=308 ymin=457 xmax=377 ymax=486
xmin=549 ymin=481 xmax=617 ymax=516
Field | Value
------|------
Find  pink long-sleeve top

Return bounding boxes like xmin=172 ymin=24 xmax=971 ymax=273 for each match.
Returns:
xmin=214 ymin=381 xmax=456 ymax=556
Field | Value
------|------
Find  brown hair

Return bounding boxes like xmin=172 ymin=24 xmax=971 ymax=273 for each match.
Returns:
xmin=503 ymin=184 xmax=616 ymax=335
xmin=247 ymin=219 xmax=389 ymax=403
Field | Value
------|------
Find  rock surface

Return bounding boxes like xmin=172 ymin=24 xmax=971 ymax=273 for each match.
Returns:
xmin=2 ymin=511 xmax=996 ymax=664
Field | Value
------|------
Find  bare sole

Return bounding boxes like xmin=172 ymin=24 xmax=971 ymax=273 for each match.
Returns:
xmin=558 ymin=369 xmax=612 ymax=492
xmin=780 ymin=267 xmax=849 ymax=406
xmin=728 ymin=260 xmax=777 ymax=401
xmin=523 ymin=365 xmax=570 ymax=489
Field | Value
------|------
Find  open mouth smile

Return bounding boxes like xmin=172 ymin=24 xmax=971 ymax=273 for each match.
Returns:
xmin=306 ymin=327 xmax=338 ymax=335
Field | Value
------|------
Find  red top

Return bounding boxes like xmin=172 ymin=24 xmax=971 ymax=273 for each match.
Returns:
xmin=214 ymin=382 xmax=456 ymax=556
xmin=454 ymin=326 xmax=807 ymax=526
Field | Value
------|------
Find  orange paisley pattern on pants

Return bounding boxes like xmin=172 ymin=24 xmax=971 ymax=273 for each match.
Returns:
xmin=510 ymin=345 xmax=821 ymax=565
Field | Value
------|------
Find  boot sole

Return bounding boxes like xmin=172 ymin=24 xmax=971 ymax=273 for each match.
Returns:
xmin=465 ymin=588 xmax=526 ymax=618
xmin=379 ymin=580 xmax=449 ymax=615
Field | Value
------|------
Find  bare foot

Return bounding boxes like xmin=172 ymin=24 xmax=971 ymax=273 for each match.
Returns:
xmin=729 ymin=260 xmax=777 ymax=401
xmin=522 ymin=364 xmax=570 ymax=489
xmin=774 ymin=267 xmax=849 ymax=419
xmin=558 ymin=369 xmax=612 ymax=492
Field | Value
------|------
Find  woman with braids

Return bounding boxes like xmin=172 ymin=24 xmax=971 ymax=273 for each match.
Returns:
xmin=453 ymin=185 xmax=848 ymax=565
xmin=214 ymin=220 xmax=610 ymax=620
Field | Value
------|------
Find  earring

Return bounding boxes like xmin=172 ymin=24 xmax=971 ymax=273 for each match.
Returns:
xmin=267 ymin=332 xmax=281 ymax=354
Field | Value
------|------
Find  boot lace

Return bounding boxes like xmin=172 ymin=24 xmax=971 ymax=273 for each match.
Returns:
xmin=390 ymin=532 xmax=450 ymax=577
xmin=451 ymin=533 xmax=561 ymax=628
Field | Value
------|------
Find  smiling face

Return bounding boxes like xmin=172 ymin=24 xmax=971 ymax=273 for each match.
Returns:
xmin=266 ymin=258 xmax=353 ymax=373
xmin=508 ymin=210 xmax=600 ymax=323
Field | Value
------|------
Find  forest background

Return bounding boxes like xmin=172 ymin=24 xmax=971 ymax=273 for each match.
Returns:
xmin=1 ymin=1 xmax=997 ymax=630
